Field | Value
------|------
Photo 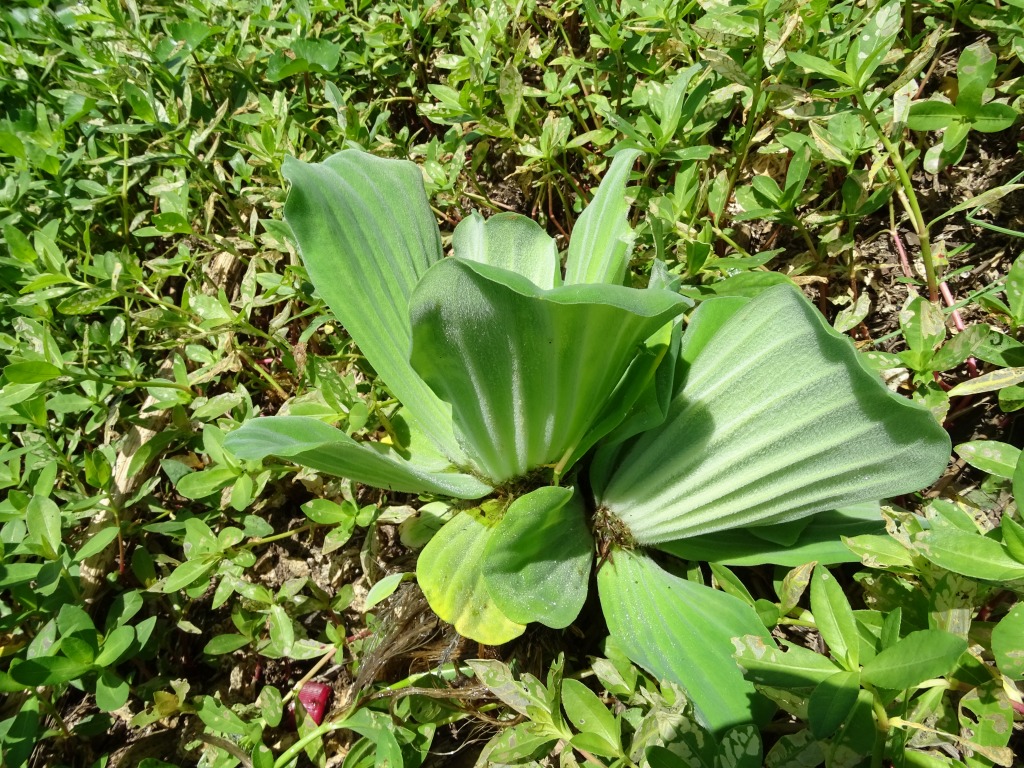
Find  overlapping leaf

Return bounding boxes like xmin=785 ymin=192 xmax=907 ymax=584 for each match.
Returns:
xmin=224 ymin=416 xmax=491 ymax=499
xmin=597 ymin=548 xmax=775 ymax=733
xmin=596 ymin=285 xmax=950 ymax=543
xmin=281 ymin=151 xmax=463 ymax=461
xmin=409 ymin=258 xmax=687 ymax=483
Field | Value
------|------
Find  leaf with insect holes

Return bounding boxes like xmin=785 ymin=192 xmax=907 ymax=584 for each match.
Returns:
xmin=992 ymin=603 xmax=1024 ymax=679
xmin=846 ymin=2 xmax=901 ymax=89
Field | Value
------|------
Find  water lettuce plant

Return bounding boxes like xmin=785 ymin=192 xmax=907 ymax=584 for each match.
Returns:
xmin=225 ymin=149 xmax=950 ymax=732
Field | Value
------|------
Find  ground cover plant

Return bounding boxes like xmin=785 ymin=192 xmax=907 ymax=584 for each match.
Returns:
xmin=0 ymin=0 xmax=1023 ymax=766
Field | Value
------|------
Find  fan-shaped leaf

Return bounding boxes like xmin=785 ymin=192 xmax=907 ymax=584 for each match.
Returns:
xmin=482 ymin=486 xmax=593 ymax=628
xmin=282 ymin=151 xmax=463 ymax=461
xmin=416 ymin=509 xmax=526 ymax=645
xmin=597 ymin=548 xmax=774 ymax=734
xmin=452 ymin=211 xmax=560 ymax=289
xmin=564 ymin=149 xmax=643 ymax=286
xmin=596 ymin=285 xmax=950 ymax=543
xmin=409 ymin=258 xmax=687 ymax=483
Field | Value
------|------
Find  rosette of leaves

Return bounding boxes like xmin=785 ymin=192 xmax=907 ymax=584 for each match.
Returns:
xmin=225 ymin=149 xmax=950 ymax=732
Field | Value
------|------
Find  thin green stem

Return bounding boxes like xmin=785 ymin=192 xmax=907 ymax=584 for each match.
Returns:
xmin=69 ymin=368 xmax=192 ymax=394
xmin=854 ymin=89 xmax=939 ymax=302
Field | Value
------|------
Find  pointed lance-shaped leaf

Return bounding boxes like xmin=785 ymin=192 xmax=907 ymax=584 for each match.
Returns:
xmin=564 ymin=149 xmax=644 ymax=286
xmin=452 ymin=211 xmax=561 ymax=289
xmin=596 ymin=284 xmax=950 ymax=544
xmin=224 ymin=416 xmax=491 ymax=499
xmin=282 ymin=151 xmax=463 ymax=462
xmin=409 ymin=258 xmax=687 ymax=483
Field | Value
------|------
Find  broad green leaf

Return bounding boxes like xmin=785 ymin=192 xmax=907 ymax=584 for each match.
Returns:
xmin=3 ymin=361 xmax=63 ymax=383
xmin=1005 ymin=252 xmax=1024 ymax=326
xmin=416 ymin=510 xmax=525 ymax=645
xmin=810 ymin=566 xmax=859 ymax=669
xmin=914 ymin=528 xmax=1024 ymax=582
xmin=175 ymin=467 xmax=237 ymax=499
xmin=597 ymin=285 xmax=950 ymax=543
xmin=95 ymin=669 xmax=130 ymax=711
xmin=9 ymin=656 xmax=93 ymax=686
xmin=808 ymin=671 xmax=860 ymax=738
xmin=991 ymin=603 xmax=1024 ymax=679
xmin=1002 ymin=515 xmax=1024 ymax=563
xmin=788 ymin=51 xmax=851 ymax=84
xmin=860 ymin=629 xmax=967 ymax=689
xmin=363 ymin=572 xmax=409 ymax=611
xmin=409 ymin=258 xmax=686 ymax=482
xmin=224 ymin=416 xmax=491 ymax=499
xmin=196 ymin=696 xmax=249 ymax=736
xmin=955 ymin=440 xmax=1020 ymax=479
xmin=162 ymin=557 xmax=217 ymax=593
xmin=718 ymin=725 xmax=762 ymax=768
xmin=900 ymin=295 xmax=946 ymax=368
xmin=281 ymin=151 xmax=463 ymax=461
xmin=56 ymin=288 xmax=120 ymax=315
xmin=659 ymin=504 xmax=884 ymax=566
xmin=931 ymin=324 xmax=989 ymax=372
xmin=598 ymin=548 xmax=774 ymax=733
xmin=824 ymin=690 xmax=875 ymax=768
xmin=96 ymin=625 xmax=136 ymax=667
xmin=956 ymin=41 xmax=997 ymax=118
xmin=907 ymin=101 xmax=962 ymax=132
xmin=26 ymin=495 xmax=62 ymax=560
xmin=562 ymin=679 xmax=621 ymax=758
xmin=564 ymin=149 xmax=643 ymax=286
xmin=481 ymin=487 xmax=593 ymax=628
xmin=733 ymin=635 xmax=841 ymax=689
xmin=203 ymin=634 xmax=251 ymax=655
xmin=763 ymin=731 xmax=826 ymax=768
xmin=452 ymin=211 xmax=560 ymax=289
xmin=972 ymin=102 xmax=1018 ymax=133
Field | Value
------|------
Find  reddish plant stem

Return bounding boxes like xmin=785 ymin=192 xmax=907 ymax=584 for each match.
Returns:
xmin=939 ymin=281 xmax=979 ymax=379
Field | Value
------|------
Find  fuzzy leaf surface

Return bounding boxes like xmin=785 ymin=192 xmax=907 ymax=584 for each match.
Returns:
xmin=597 ymin=548 xmax=774 ymax=734
xmin=452 ymin=211 xmax=560 ymax=289
xmin=596 ymin=285 xmax=950 ymax=543
xmin=224 ymin=416 xmax=491 ymax=499
xmin=416 ymin=509 xmax=526 ymax=645
xmin=409 ymin=258 xmax=687 ymax=483
xmin=564 ymin=149 xmax=643 ymax=286
xmin=282 ymin=151 xmax=463 ymax=461
xmin=481 ymin=487 xmax=593 ymax=628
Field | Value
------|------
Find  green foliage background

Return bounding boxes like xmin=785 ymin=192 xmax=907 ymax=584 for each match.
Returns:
xmin=1 ymin=0 xmax=1022 ymax=766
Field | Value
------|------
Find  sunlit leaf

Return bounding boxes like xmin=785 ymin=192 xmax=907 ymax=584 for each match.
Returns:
xmin=409 ymin=258 xmax=686 ymax=483
xmin=598 ymin=548 xmax=774 ymax=733
xmin=597 ymin=285 xmax=950 ymax=543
